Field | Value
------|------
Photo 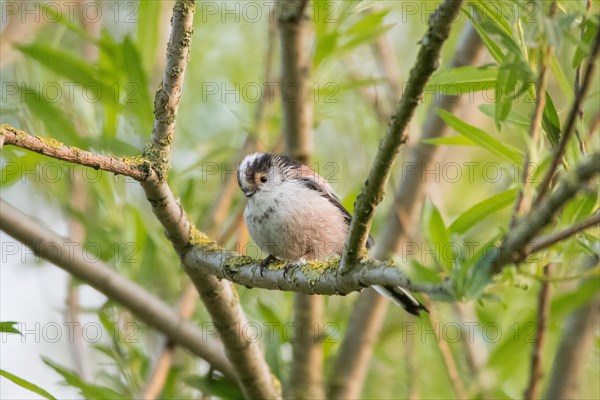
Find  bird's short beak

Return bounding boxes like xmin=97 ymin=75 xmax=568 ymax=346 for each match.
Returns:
xmin=243 ymin=189 xmax=255 ymax=198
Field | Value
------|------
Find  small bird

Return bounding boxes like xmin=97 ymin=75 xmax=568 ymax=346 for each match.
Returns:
xmin=237 ymin=152 xmax=427 ymax=316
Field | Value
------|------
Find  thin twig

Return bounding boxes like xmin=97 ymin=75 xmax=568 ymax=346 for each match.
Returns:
xmin=0 ymin=200 xmax=235 ymax=380
xmin=340 ymin=0 xmax=465 ymax=271
xmin=427 ymin=302 xmax=468 ymax=400
xmin=533 ymin=27 xmax=600 ymax=205
xmin=522 ymin=212 xmax=600 ymax=260
xmin=493 ymin=153 xmax=600 ymax=273
xmin=524 ymin=264 xmax=551 ymax=400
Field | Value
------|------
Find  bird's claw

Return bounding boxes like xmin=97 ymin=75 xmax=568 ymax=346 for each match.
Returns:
xmin=283 ymin=259 xmax=306 ymax=279
xmin=259 ymin=255 xmax=277 ymax=277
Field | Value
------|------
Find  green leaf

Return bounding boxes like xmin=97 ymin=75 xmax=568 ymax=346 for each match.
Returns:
xmin=572 ymin=19 xmax=599 ymax=68
xmin=185 ymin=375 xmax=244 ymax=399
xmin=136 ymin=0 xmax=162 ymax=74
xmin=495 ymin=58 xmax=532 ymax=125
xmin=463 ymin=7 xmax=504 ymax=63
xmin=437 ymin=109 xmax=523 ymax=163
xmin=463 ymin=246 xmax=497 ymax=299
xmin=0 ymin=321 xmax=21 ymax=334
xmin=427 ymin=66 xmax=499 ymax=95
xmin=18 ymin=86 xmax=82 ymax=146
xmin=542 ymin=91 xmax=561 ymax=148
xmin=43 ymin=358 xmax=125 ymax=399
xmin=16 ymin=44 xmax=113 ymax=95
xmin=0 ymin=369 xmax=57 ymax=400
xmin=479 ymin=104 xmax=530 ymax=128
xmin=449 ymin=188 xmax=519 ymax=234
xmin=423 ymin=199 xmax=452 ymax=270
xmin=120 ymin=36 xmax=153 ymax=133
xmin=421 ymin=135 xmax=476 ymax=146
xmin=471 ymin=0 xmax=513 ymax=36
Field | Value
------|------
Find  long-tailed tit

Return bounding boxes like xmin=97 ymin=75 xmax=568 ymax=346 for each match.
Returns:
xmin=237 ymin=152 xmax=427 ymax=316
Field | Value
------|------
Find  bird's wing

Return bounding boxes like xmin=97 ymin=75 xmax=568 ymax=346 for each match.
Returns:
xmin=295 ymin=168 xmax=375 ymax=249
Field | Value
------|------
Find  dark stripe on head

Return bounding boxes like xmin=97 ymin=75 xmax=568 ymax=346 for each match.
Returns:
xmin=245 ymin=153 xmax=273 ymax=183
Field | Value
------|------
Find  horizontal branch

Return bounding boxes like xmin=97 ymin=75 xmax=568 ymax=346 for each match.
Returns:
xmin=183 ymin=246 xmax=447 ymax=298
xmin=1 ymin=124 xmax=151 ymax=181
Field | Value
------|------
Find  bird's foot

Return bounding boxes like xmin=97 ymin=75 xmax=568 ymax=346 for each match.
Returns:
xmin=283 ymin=259 xmax=307 ymax=279
xmin=259 ymin=254 xmax=278 ymax=277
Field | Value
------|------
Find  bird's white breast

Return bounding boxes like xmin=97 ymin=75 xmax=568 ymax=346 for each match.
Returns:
xmin=244 ymin=180 xmax=348 ymax=261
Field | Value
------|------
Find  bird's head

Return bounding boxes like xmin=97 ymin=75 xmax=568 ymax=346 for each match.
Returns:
xmin=237 ymin=153 xmax=301 ymax=198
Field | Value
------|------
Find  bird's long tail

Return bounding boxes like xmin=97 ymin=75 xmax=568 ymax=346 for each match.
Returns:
xmin=373 ymin=285 xmax=428 ymax=316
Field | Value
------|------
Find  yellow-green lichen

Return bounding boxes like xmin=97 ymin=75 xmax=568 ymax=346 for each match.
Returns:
xmin=142 ymin=142 xmax=171 ymax=180
xmin=37 ymin=136 xmax=63 ymax=149
xmin=189 ymin=225 xmax=222 ymax=252
xmin=224 ymin=255 xmax=257 ymax=268
xmin=301 ymin=258 xmax=339 ymax=284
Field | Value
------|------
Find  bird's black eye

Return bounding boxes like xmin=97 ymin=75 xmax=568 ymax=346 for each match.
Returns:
xmin=259 ymin=175 xmax=267 ymax=183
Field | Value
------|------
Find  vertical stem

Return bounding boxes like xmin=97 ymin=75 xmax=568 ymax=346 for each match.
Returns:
xmin=278 ymin=0 xmax=313 ymax=164
xmin=523 ymin=264 xmax=551 ymax=400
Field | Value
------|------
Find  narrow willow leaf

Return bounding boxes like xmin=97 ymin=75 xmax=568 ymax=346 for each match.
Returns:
xmin=462 ymin=7 xmax=504 ymax=63
xmin=464 ymin=246 xmax=496 ymax=299
xmin=437 ymin=109 xmax=523 ymax=163
xmin=136 ymin=0 xmax=162 ymax=74
xmin=449 ymin=188 xmax=519 ymax=234
xmin=427 ymin=66 xmax=498 ymax=95
xmin=0 ymin=321 xmax=20 ymax=334
xmin=542 ymin=91 xmax=561 ymax=148
xmin=495 ymin=57 xmax=531 ymax=125
xmin=0 ymin=369 xmax=57 ymax=400
xmin=43 ymin=358 xmax=124 ymax=399
xmin=423 ymin=199 xmax=452 ymax=270
xmin=472 ymin=0 xmax=513 ymax=36
xmin=479 ymin=104 xmax=530 ymax=128
xmin=572 ymin=19 xmax=599 ymax=68
xmin=18 ymin=86 xmax=82 ymax=146
xmin=185 ymin=376 xmax=244 ymax=399
xmin=421 ymin=136 xmax=476 ymax=146
xmin=16 ymin=44 xmax=112 ymax=95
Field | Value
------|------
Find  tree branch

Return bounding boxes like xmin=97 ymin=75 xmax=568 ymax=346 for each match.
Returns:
xmin=0 ymin=200 xmax=234 ymax=381
xmin=1 ymin=124 xmax=151 ymax=181
xmin=328 ymin=21 xmax=484 ymax=399
xmin=492 ymin=153 xmax=600 ymax=273
xmin=340 ymin=0 xmax=465 ymax=271
xmin=137 ymin=2 xmax=281 ymax=398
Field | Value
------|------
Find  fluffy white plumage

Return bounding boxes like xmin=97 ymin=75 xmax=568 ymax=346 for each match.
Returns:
xmin=237 ymin=153 xmax=427 ymax=316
